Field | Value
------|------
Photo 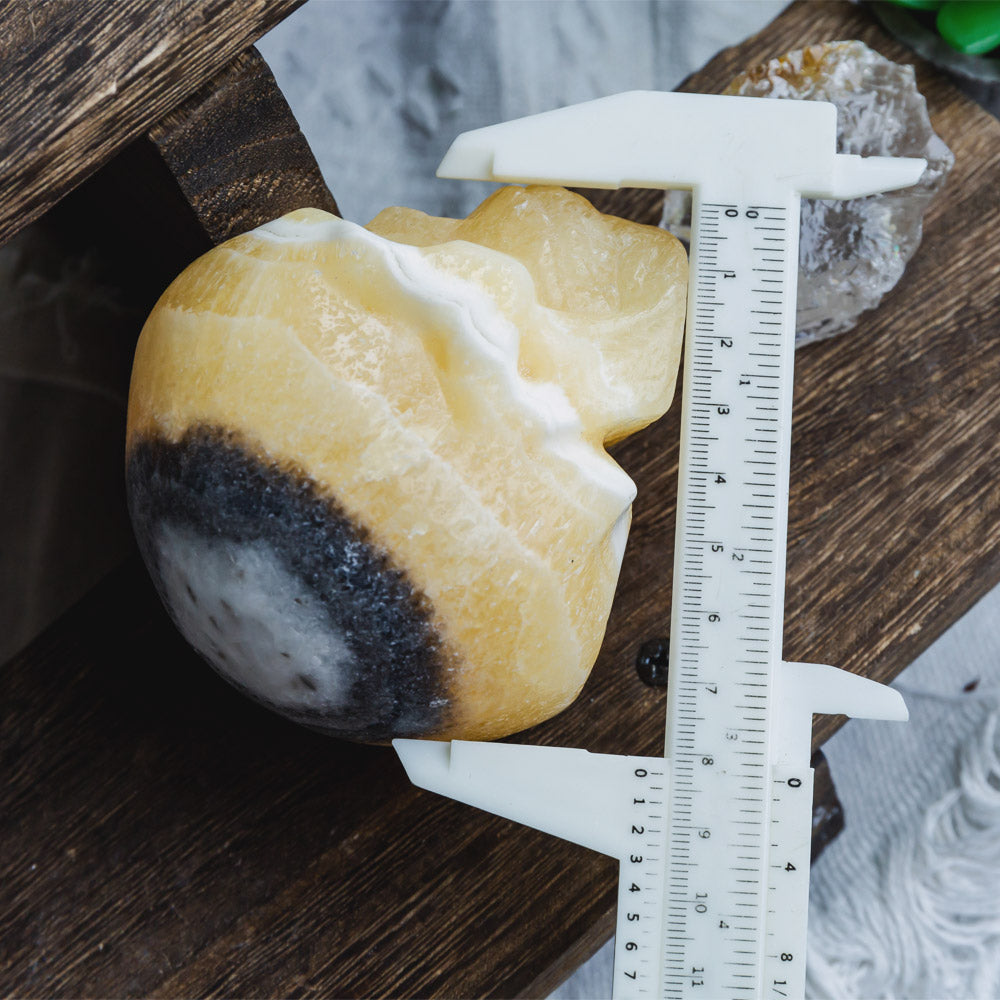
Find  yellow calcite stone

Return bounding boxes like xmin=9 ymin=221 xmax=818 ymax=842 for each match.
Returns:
xmin=126 ymin=186 xmax=686 ymax=742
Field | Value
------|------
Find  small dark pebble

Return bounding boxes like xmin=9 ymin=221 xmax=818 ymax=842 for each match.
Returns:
xmin=964 ymin=678 xmax=981 ymax=693
xmin=635 ymin=637 xmax=670 ymax=687
xmin=810 ymin=749 xmax=845 ymax=862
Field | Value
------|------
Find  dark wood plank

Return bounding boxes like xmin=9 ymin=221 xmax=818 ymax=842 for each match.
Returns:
xmin=0 ymin=0 xmax=306 ymax=248
xmin=148 ymin=47 xmax=339 ymax=243
xmin=0 ymin=38 xmax=339 ymax=663
xmin=0 ymin=37 xmax=342 ymax=996
xmin=2 ymin=3 xmax=998 ymax=998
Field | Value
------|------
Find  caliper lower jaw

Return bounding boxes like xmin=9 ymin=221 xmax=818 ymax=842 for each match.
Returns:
xmin=393 ymin=662 xmax=907 ymax=855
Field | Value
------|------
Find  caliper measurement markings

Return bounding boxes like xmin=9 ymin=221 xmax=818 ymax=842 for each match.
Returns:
xmin=664 ymin=199 xmax=789 ymax=999
xmin=387 ymin=106 xmax=921 ymax=1000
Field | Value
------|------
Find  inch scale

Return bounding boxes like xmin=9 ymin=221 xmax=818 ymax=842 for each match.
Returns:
xmin=394 ymin=92 xmax=922 ymax=999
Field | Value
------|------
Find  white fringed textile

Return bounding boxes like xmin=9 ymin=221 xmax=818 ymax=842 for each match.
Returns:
xmin=805 ymin=579 xmax=1000 ymax=1000
xmin=808 ymin=692 xmax=1000 ymax=1000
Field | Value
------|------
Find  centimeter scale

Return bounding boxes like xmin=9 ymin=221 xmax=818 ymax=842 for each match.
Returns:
xmin=394 ymin=92 xmax=922 ymax=1000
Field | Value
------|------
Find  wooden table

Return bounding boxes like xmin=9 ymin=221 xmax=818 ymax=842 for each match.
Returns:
xmin=2 ymin=2 xmax=999 ymax=997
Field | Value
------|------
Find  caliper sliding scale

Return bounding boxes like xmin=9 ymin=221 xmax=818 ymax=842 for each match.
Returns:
xmin=394 ymin=92 xmax=923 ymax=1000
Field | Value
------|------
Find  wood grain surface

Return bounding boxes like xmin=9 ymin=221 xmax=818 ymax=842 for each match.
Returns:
xmin=2 ymin=2 xmax=999 ymax=998
xmin=0 ymin=0 xmax=305 ymax=247
xmin=148 ymin=47 xmax=339 ymax=243
xmin=0 ymin=36 xmax=341 ymax=664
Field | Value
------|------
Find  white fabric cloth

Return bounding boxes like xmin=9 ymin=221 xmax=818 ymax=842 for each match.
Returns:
xmin=259 ymin=0 xmax=785 ymax=225
xmin=806 ymin=589 xmax=1000 ymax=1000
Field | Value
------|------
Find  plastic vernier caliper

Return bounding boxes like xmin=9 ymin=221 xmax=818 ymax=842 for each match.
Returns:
xmin=394 ymin=92 xmax=923 ymax=1000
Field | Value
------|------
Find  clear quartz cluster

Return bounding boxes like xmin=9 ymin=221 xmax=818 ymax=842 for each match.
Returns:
xmin=661 ymin=41 xmax=954 ymax=345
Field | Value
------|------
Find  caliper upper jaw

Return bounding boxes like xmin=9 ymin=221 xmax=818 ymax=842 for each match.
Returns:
xmin=771 ymin=661 xmax=910 ymax=768
xmin=804 ymin=152 xmax=926 ymax=200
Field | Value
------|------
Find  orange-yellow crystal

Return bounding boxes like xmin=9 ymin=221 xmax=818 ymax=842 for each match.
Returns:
xmin=127 ymin=186 xmax=687 ymax=741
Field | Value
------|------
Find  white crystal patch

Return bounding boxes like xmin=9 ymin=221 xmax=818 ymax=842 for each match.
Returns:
xmin=155 ymin=523 xmax=355 ymax=711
